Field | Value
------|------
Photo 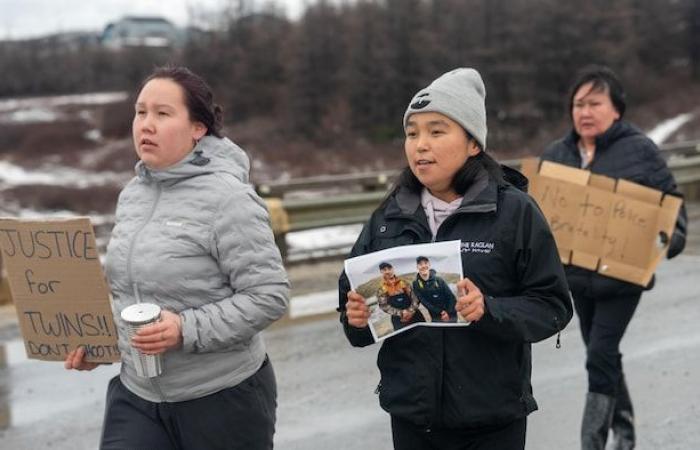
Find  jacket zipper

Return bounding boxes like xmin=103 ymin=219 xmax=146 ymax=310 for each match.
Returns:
xmin=126 ymin=183 xmax=162 ymax=298
xmin=434 ymin=329 xmax=446 ymax=429
xmin=124 ymin=183 xmax=168 ymax=401
xmin=433 ymin=204 xmax=495 ymax=426
xmin=390 ymin=202 xmax=495 ymax=427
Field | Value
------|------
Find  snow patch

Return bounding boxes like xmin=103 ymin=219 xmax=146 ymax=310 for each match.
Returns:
xmin=0 ymin=91 xmax=129 ymax=113
xmin=3 ymin=108 xmax=58 ymax=123
xmin=15 ymin=208 xmax=114 ymax=224
xmin=83 ymin=129 xmax=103 ymax=142
xmin=0 ymin=160 xmax=131 ymax=188
xmin=286 ymin=224 xmax=362 ymax=251
xmin=289 ymin=290 xmax=338 ymax=318
xmin=647 ymin=113 xmax=695 ymax=144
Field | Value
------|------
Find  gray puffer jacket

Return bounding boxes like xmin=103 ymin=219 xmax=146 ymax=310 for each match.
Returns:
xmin=105 ymin=136 xmax=289 ymax=403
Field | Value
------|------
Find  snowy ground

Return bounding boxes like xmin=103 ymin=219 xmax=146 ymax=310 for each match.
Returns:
xmin=647 ymin=112 xmax=695 ymax=144
xmin=0 ymin=91 xmax=128 ymax=114
xmin=0 ymin=160 xmax=130 ymax=189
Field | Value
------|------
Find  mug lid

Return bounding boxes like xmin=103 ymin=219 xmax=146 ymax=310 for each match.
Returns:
xmin=120 ymin=303 xmax=161 ymax=324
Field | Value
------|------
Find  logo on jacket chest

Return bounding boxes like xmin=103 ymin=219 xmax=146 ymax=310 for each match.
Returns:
xmin=461 ymin=241 xmax=495 ymax=254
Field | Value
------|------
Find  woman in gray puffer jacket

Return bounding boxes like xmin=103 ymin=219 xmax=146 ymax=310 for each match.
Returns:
xmin=64 ymin=66 xmax=289 ymax=450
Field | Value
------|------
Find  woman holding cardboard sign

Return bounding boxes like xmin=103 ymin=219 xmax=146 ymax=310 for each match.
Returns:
xmin=542 ymin=65 xmax=687 ymax=450
xmin=64 ymin=66 xmax=289 ymax=449
xmin=339 ymin=68 xmax=572 ymax=449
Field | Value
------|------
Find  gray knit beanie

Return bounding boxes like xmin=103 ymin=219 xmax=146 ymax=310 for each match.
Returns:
xmin=403 ymin=68 xmax=487 ymax=150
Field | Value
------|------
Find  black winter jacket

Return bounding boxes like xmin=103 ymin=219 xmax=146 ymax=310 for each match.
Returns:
xmin=541 ymin=121 xmax=687 ymax=295
xmin=338 ymin=166 xmax=572 ymax=429
xmin=412 ymin=269 xmax=457 ymax=320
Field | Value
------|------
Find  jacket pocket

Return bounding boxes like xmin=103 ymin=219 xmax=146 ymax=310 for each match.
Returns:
xmin=377 ymin=332 xmax=433 ymax=426
xmin=159 ymin=219 xmax=209 ymax=253
xmin=442 ymin=332 xmax=525 ymax=428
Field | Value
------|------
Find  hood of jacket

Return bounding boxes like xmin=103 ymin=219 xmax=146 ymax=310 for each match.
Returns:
xmin=134 ymin=136 xmax=250 ymax=185
xmin=502 ymin=164 xmax=528 ymax=193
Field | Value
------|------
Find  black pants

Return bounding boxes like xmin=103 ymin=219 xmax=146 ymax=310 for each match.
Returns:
xmin=572 ymin=284 xmax=641 ymax=396
xmin=390 ymin=415 xmax=527 ymax=450
xmin=100 ymin=356 xmax=277 ymax=450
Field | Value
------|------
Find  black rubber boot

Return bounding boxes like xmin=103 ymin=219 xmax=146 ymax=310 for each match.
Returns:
xmin=581 ymin=392 xmax=615 ymax=450
xmin=611 ymin=377 xmax=635 ymax=449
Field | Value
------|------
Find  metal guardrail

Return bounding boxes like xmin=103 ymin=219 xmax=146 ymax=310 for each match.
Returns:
xmin=669 ymin=155 xmax=700 ymax=185
xmin=283 ymin=191 xmax=387 ymax=232
xmin=265 ymin=140 xmax=700 ymax=258
xmin=659 ymin=140 xmax=700 ymax=157
xmin=258 ymin=140 xmax=700 ymax=199
xmin=257 ymin=171 xmax=395 ymax=198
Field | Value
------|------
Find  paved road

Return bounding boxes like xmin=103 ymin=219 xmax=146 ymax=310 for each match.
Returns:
xmin=0 ymin=253 xmax=698 ymax=449
xmin=269 ymin=253 xmax=700 ymax=450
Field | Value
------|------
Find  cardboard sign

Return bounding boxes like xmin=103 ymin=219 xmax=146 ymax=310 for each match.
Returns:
xmin=521 ymin=158 xmax=682 ymax=286
xmin=0 ymin=218 xmax=120 ymax=362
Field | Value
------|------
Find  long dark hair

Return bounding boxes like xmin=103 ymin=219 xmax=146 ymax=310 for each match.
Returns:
xmin=393 ymin=150 xmax=505 ymax=197
xmin=137 ymin=65 xmax=224 ymax=138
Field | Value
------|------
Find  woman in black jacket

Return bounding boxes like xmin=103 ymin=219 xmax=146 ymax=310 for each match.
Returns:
xmin=541 ymin=65 xmax=687 ymax=450
xmin=339 ymin=68 xmax=572 ymax=450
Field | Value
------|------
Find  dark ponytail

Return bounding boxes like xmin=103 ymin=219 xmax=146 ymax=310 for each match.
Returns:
xmin=452 ymin=152 xmax=504 ymax=194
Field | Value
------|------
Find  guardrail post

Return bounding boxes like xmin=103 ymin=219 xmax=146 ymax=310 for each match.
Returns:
xmin=264 ymin=197 xmax=291 ymax=260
